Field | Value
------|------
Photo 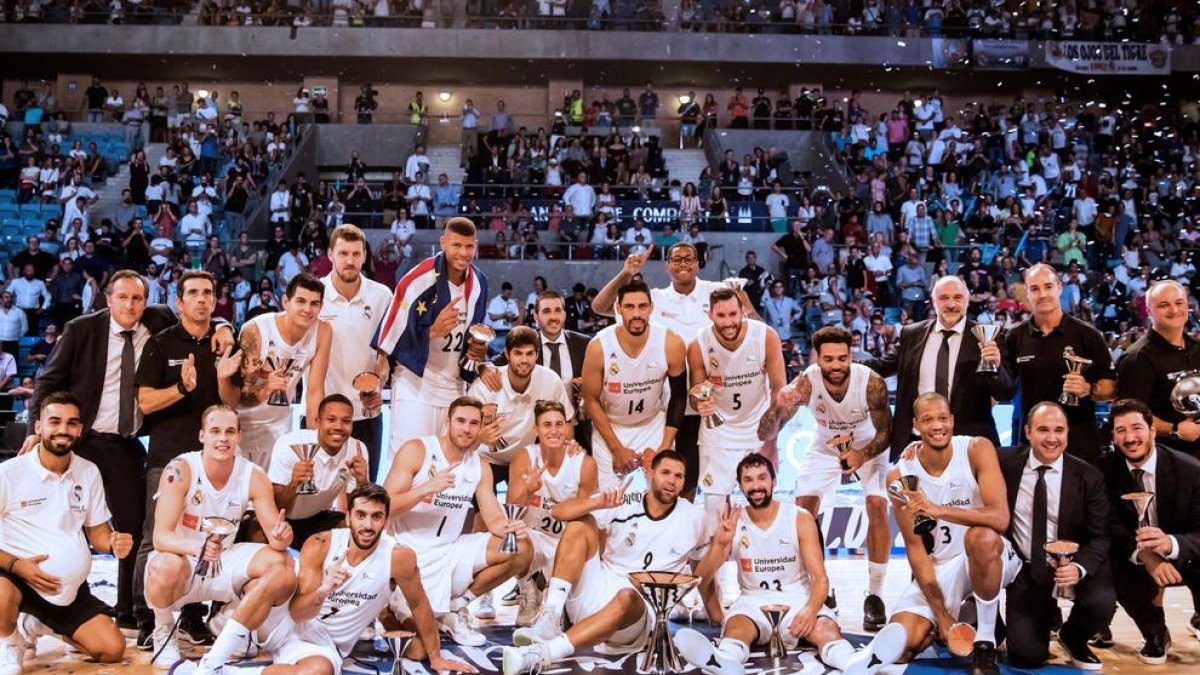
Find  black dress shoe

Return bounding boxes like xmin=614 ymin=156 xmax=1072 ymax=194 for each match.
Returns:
xmin=501 ymin=586 xmax=520 ymax=605
xmin=970 ymin=641 xmax=1000 ymax=675
xmin=116 ymin=613 xmax=139 ymax=637
xmin=1138 ymin=631 xmax=1171 ymax=665
xmin=1049 ymin=606 xmax=1063 ymax=636
xmin=863 ymin=594 xmax=886 ymax=632
xmin=824 ymin=589 xmax=838 ymax=612
xmin=1058 ymin=635 xmax=1103 ymax=671
xmin=136 ymin=622 xmax=154 ymax=651
xmin=178 ymin=611 xmax=215 ymax=646
xmin=1088 ymin=626 xmax=1114 ymax=649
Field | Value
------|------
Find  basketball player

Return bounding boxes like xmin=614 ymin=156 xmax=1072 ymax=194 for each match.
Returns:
xmin=232 ymin=273 xmax=332 ymax=468
xmin=382 ymin=396 xmax=531 ymax=647
xmin=168 ymin=485 xmax=476 ymax=675
xmin=758 ymin=325 xmax=892 ymax=629
xmin=143 ymin=405 xmax=297 ymax=671
xmin=506 ymin=400 xmax=598 ymax=626
xmin=859 ymin=393 xmax=1019 ymax=675
xmin=581 ymin=280 xmax=687 ymax=492
xmin=673 ymin=453 xmax=904 ymax=675
xmin=374 ymin=217 xmax=489 ymax=454
xmin=502 ymin=451 xmax=707 ymax=675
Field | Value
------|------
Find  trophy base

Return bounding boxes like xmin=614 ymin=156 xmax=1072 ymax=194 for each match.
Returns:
xmin=913 ymin=517 xmax=937 ymax=535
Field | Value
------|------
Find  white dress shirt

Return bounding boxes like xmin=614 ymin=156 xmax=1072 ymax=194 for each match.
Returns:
xmin=0 ymin=306 xmax=28 ymax=341
xmin=541 ymin=332 xmax=574 ymax=380
xmin=9 ymin=277 xmax=51 ymax=310
xmin=918 ymin=316 xmax=966 ymax=399
xmin=1126 ymin=449 xmax=1180 ymax=562
xmin=93 ymin=319 xmax=151 ymax=435
xmin=1013 ymin=452 xmax=1063 ymax=560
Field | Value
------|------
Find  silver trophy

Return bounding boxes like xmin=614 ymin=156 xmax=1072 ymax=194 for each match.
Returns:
xmin=498 ymin=504 xmax=528 ymax=554
xmin=458 ymin=324 xmax=496 ymax=372
xmin=761 ymin=604 xmax=791 ymax=660
xmin=889 ymin=476 xmax=937 ymax=535
xmin=628 ymin=571 xmax=702 ymax=675
xmin=1122 ymin=491 xmax=1155 ymax=529
xmin=834 ymin=435 xmax=860 ymax=483
xmin=266 ymin=349 xmax=303 ymax=407
xmin=1045 ymin=539 xmax=1081 ymax=600
xmin=195 ymin=516 xmax=238 ymax=579
xmin=1058 ymin=347 xmax=1093 ymax=407
xmin=1170 ymin=370 xmax=1200 ymax=418
xmin=352 ymin=371 xmax=383 ymax=419
xmin=291 ymin=443 xmax=321 ymax=495
xmin=970 ymin=323 xmax=1002 ymax=374
xmin=481 ymin=403 xmax=512 ymax=452
xmin=722 ymin=276 xmax=749 ymax=292
xmin=382 ymin=629 xmax=414 ymax=675
xmin=690 ymin=381 xmax=724 ymax=429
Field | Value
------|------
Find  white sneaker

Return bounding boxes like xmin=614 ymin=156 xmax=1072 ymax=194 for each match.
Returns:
xmin=475 ymin=592 xmax=497 ymax=620
xmin=151 ymin=625 xmax=183 ymax=670
xmin=512 ymin=607 xmax=563 ymax=646
xmin=843 ymin=623 xmax=907 ymax=675
xmin=165 ymin=661 xmax=198 ymax=675
xmin=502 ymin=644 xmax=549 ymax=675
xmin=516 ymin=581 xmax=542 ymax=627
xmin=673 ymin=628 xmax=743 ymax=675
xmin=0 ymin=642 xmax=24 ymax=675
xmin=669 ymin=589 xmax=707 ymax=623
xmin=438 ymin=607 xmax=485 ymax=647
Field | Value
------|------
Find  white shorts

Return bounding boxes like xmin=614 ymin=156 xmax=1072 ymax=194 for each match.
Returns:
xmin=892 ymin=538 xmax=1023 ymax=623
xmin=239 ymin=416 xmax=292 ymax=469
xmin=565 ymin=555 xmax=653 ymax=651
xmin=698 ymin=445 xmax=759 ymax=496
xmin=148 ymin=542 xmax=266 ymax=607
xmin=528 ymin=529 xmax=560 ymax=574
xmin=794 ymin=449 xmax=888 ymax=500
xmin=389 ymin=398 xmax=448 ymax=459
xmin=258 ymin=612 xmax=343 ymax=674
xmin=390 ymin=532 xmax=492 ymax=616
xmin=726 ymin=590 xmax=835 ymax=648
xmin=592 ymin=414 xmax=666 ymax=491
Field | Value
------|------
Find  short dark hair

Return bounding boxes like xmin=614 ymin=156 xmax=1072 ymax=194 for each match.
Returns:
xmin=735 ymin=452 xmax=776 ymax=482
xmin=709 ymin=287 xmax=739 ymax=308
xmin=447 ymin=395 xmax=484 ymax=418
xmin=535 ymin=290 xmax=565 ymax=313
xmin=666 ymin=242 xmax=697 ymax=260
xmin=444 ymin=216 xmax=476 ymax=239
xmin=505 ymin=325 xmax=540 ymax=353
xmin=347 ymin=484 xmax=390 ymax=520
xmin=650 ymin=448 xmax=686 ymax=470
xmin=615 ymin=280 xmax=652 ymax=305
xmin=318 ymin=393 xmax=354 ymax=416
xmin=40 ymin=391 xmax=82 ymax=418
xmin=285 ymin=272 xmax=324 ymax=299
xmin=177 ymin=270 xmax=215 ymax=296
xmin=811 ymin=325 xmax=852 ymax=353
xmin=1111 ymin=398 xmax=1153 ymax=427
xmin=107 ymin=269 xmax=150 ymax=297
xmin=534 ymin=399 xmax=567 ymax=420
xmin=1025 ymin=400 xmax=1067 ymax=428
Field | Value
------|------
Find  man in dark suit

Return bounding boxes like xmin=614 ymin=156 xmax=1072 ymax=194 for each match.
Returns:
xmin=1000 ymin=402 xmax=1114 ymax=671
xmin=26 ymin=270 xmax=232 ymax=639
xmin=865 ymin=275 xmax=1014 ymax=459
xmin=1102 ymin=398 xmax=1200 ymax=665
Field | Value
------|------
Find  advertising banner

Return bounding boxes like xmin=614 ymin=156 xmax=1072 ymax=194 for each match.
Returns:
xmin=1045 ymin=40 xmax=1171 ymax=75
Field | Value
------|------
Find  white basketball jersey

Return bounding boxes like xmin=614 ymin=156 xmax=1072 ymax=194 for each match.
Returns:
xmin=301 ymin=528 xmax=395 ymax=657
xmin=520 ymin=445 xmax=584 ymax=539
xmin=170 ymin=451 xmax=255 ymax=556
xmin=896 ymin=436 xmax=979 ymax=563
xmin=390 ymin=436 xmax=481 ymax=549
xmin=733 ymin=501 xmax=810 ymax=595
xmin=239 ymin=312 xmax=319 ymax=427
xmin=696 ymin=319 xmax=771 ymax=448
xmin=804 ymin=362 xmax=876 ymax=454
xmin=596 ymin=497 xmax=707 ymax=575
xmin=597 ymin=323 xmax=669 ymax=429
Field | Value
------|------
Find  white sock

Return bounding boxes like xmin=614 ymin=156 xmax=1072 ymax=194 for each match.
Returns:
xmin=717 ymin=637 xmax=749 ymax=664
xmin=462 ymin=589 xmax=478 ymax=604
xmin=544 ymin=578 xmax=573 ymax=615
xmin=20 ymin=615 xmax=52 ymax=640
xmin=202 ymin=618 xmax=250 ymax=668
xmin=449 ymin=596 xmax=468 ymax=612
xmin=819 ymin=639 xmax=856 ymax=671
xmin=544 ymin=634 xmax=574 ymax=661
xmin=974 ymin=593 xmax=1000 ymax=645
xmin=868 ymin=561 xmax=888 ymax=597
xmin=153 ymin=607 xmax=174 ymax=629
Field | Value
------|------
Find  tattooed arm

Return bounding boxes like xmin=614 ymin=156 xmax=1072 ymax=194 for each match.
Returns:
xmin=757 ymin=373 xmax=811 ymax=442
xmin=234 ymin=323 xmax=268 ymax=406
xmin=860 ymin=372 xmax=893 ymax=458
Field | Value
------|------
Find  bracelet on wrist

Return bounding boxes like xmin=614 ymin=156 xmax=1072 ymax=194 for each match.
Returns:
xmin=5 ymin=557 xmax=18 ymax=574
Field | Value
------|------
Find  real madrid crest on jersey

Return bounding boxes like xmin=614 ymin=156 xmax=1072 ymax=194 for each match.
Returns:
xmin=609 ymin=357 xmax=620 ymax=376
xmin=707 ymin=348 xmax=719 ymax=373
xmin=702 ymin=473 xmax=714 ymax=488
xmin=192 ymin=490 xmax=203 ymax=505
xmin=72 ymin=484 xmax=83 ymax=504
xmin=739 ymin=533 xmax=751 ymax=550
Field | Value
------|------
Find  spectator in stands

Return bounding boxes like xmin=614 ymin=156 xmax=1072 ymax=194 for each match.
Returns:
xmin=83 ymin=77 xmax=107 ymax=123
xmin=9 ymin=263 xmax=51 ymax=337
xmin=178 ymin=200 xmax=211 ymax=253
xmin=47 ymin=257 xmax=84 ymax=328
xmin=461 ymin=98 xmax=482 ymax=167
xmin=738 ymin=250 xmax=770 ymax=310
xmin=562 ymin=171 xmax=596 ymax=219
xmin=765 ymin=181 xmax=790 ymax=232
xmin=0 ymin=291 xmax=27 ymax=358
xmin=762 ymin=278 xmax=802 ymax=342
xmin=434 ymin=173 xmax=460 ymax=227
xmin=276 ymin=239 xmax=309 ymax=289
xmin=623 ymin=216 xmax=652 ymax=256
xmin=896 ymin=253 xmax=930 ymax=321
xmin=486 ymin=281 xmax=522 ymax=337
xmin=727 ymin=86 xmax=749 ymax=128
xmin=406 ymin=171 xmax=433 ymax=229
xmin=269 ymin=179 xmax=291 ymax=229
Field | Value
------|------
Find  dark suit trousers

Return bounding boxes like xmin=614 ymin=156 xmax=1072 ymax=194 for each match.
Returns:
xmin=676 ymin=414 xmax=701 ymax=494
xmin=1113 ymin=556 xmax=1200 ymax=640
xmin=75 ymin=431 xmax=147 ymax=619
xmin=1005 ymin=561 xmax=1115 ymax=668
xmin=352 ymin=415 xmax=384 ymax=484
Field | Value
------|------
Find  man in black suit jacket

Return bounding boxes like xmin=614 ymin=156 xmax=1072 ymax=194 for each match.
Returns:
xmin=1000 ymin=402 xmax=1114 ymax=670
xmin=26 ymin=270 xmax=232 ymax=635
xmin=1102 ymin=398 xmax=1200 ymax=665
xmin=865 ymin=275 xmax=1014 ymax=460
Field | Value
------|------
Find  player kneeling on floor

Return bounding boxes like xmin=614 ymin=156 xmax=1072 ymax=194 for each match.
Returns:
xmin=143 ymin=405 xmax=298 ymax=672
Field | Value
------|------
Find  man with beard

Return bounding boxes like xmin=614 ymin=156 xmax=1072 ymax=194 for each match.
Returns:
xmin=143 ymin=406 xmax=297 ymax=671
xmin=758 ymin=325 xmax=892 ymax=628
xmin=1100 ymin=398 xmax=1200 ymax=664
xmin=581 ymin=280 xmax=688 ymax=493
xmin=315 ymin=225 xmax=392 ymax=482
xmin=501 ymin=451 xmax=707 ymax=674
xmin=673 ymin=453 xmax=893 ymax=675
xmin=860 ymin=393 xmax=1018 ymax=675
xmin=266 ymin=394 xmax=370 ymax=549
xmin=507 ymin=400 xmax=597 ymax=630
xmin=168 ymin=485 xmax=476 ymax=675
xmin=382 ymin=397 xmax=531 ymax=647
xmin=0 ymin=393 xmax=132 ymax=674
xmin=233 ymin=273 xmax=333 ymax=468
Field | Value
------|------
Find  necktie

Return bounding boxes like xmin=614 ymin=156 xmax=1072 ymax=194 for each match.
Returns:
xmin=1132 ymin=468 xmax=1152 ymax=526
xmin=547 ymin=342 xmax=563 ymax=378
xmin=935 ymin=329 xmax=954 ymax=398
xmin=119 ymin=329 xmax=136 ymax=437
xmin=1031 ymin=465 xmax=1050 ymax=585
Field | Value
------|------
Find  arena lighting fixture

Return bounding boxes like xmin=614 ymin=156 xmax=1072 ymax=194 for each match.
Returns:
xmin=678 ymin=94 xmax=691 ymax=104
xmin=438 ymin=91 xmax=452 ymax=102
xmin=631 ymin=126 xmax=641 ymax=134
xmin=197 ymin=89 xmax=210 ymax=100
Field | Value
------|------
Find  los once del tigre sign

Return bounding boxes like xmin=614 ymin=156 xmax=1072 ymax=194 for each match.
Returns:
xmin=1045 ymin=40 xmax=1171 ymax=75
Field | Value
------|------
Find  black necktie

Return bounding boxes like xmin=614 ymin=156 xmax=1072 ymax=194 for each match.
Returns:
xmin=547 ymin=342 xmax=563 ymax=378
xmin=1031 ymin=465 xmax=1050 ymax=585
xmin=119 ymin=329 xmax=136 ymax=437
xmin=935 ymin=329 xmax=954 ymax=398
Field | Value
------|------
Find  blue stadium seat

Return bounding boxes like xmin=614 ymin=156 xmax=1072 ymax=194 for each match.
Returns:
xmin=18 ymin=203 xmax=40 ymax=216
xmin=883 ymin=306 xmax=902 ymax=324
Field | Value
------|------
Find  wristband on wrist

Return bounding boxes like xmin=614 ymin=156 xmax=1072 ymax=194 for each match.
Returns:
xmin=5 ymin=557 xmax=18 ymax=574
xmin=177 ymin=381 xmax=189 ymax=396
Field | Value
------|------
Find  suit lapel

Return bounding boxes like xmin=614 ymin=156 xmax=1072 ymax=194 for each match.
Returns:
xmin=1156 ymin=450 xmax=1176 ymax=528
xmin=1059 ymin=458 xmax=1080 ymax=535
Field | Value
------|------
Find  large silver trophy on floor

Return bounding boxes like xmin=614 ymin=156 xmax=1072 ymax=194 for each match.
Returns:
xmin=628 ymin=571 xmax=701 ymax=675
xmin=382 ymin=629 xmax=414 ymax=675
xmin=761 ymin=604 xmax=791 ymax=660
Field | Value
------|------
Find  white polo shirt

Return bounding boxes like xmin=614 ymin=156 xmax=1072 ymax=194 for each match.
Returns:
xmin=317 ymin=274 xmax=394 ymax=420
xmin=467 ymin=363 xmax=574 ymax=465
xmin=649 ymin=279 xmax=724 ymax=342
xmin=0 ymin=449 xmax=110 ymax=605
xmin=267 ymin=428 xmax=366 ymax=520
